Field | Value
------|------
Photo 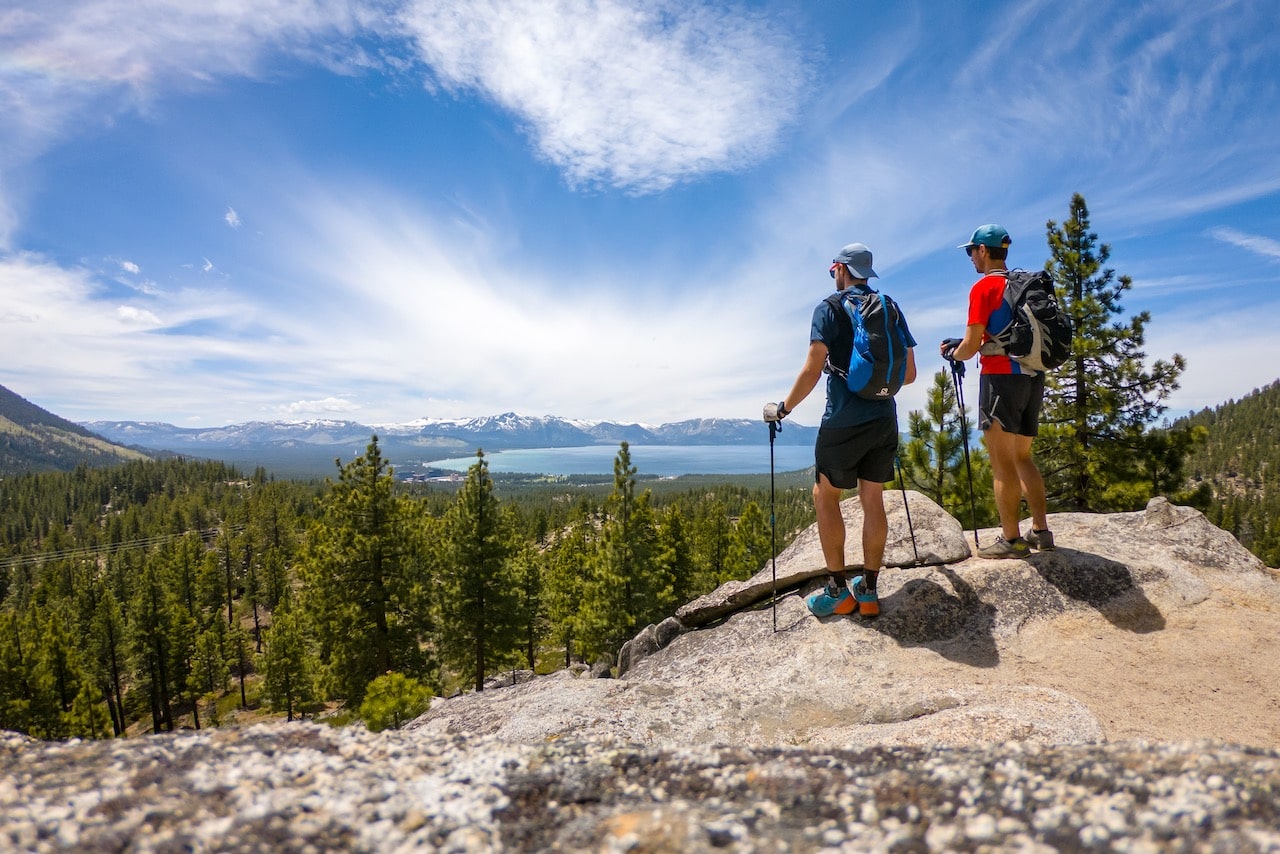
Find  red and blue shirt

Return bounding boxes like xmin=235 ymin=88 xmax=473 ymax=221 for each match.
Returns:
xmin=967 ymin=272 xmax=1025 ymax=376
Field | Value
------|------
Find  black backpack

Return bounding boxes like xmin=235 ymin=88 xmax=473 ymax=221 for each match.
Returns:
xmin=823 ymin=288 xmax=910 ymax=401
xmin=982 ymin=269 xmax=1073 ymax=372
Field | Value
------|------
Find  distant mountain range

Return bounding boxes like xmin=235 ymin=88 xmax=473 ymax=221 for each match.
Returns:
xmin=83 ymin=411 xmax=817 ymax=453
xmin=0 ymin=380 xmax=817 ymax=478
xmin=80 ymin=412 xmax=816 ymax=479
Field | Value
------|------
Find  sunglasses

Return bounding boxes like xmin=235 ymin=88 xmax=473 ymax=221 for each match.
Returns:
xmin=829 ymin=262 xmax=843 ymax=279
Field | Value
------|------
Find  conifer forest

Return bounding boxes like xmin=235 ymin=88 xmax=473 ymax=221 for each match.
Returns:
xmin=0 ymin=442 xmax=814 ymax=739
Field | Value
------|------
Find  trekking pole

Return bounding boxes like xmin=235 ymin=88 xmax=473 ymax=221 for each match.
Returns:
xmin=768 ymin=419 xmax=780 ymax=633
xmin=948 ymin=356 xmax=980 ymax=547
xmin=894 ymin=456 xmax=919 ymax=565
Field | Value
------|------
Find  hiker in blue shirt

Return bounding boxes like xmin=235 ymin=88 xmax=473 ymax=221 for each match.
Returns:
xmin=764 ymin=243 xmax=917 ymax=618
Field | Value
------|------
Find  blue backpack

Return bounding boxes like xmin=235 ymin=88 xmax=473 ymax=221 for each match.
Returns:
xmin=823 ymin=287 xmax=910 ymax=401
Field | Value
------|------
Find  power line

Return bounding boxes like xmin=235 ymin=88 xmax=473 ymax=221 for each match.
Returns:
xmin=0 ymin=525 xmax=248 ymax=572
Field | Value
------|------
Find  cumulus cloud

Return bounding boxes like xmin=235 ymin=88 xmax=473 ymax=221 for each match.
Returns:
xmin=398 ymin=0 xmax=808 ymax=192
xmin=225 ymin=207 xmax=242 ymax=229
xmin=120 ymin=260 xmax=140 ymax=274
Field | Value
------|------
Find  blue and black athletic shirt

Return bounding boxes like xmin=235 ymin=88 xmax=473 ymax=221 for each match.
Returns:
xmin=810 ymin=286 xmax=916 ymax=429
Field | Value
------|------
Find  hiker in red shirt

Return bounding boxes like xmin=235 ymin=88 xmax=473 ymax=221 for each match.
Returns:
xmin=940 ymin=224 xmax=1054 ymax=558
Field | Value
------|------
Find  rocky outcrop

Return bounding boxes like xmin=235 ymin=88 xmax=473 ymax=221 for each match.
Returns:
xmin=418 ymin=495 xmax=1280 ymax=750
xmin=3 ymin=726 xmax=1278 ymax=852
xmin=5 ymin=494 xmax=1280 ymax=851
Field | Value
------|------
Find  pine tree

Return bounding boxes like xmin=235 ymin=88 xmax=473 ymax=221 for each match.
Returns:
xmin=899 ymin=370 xmax=997 ymax=527
xmin=510 ymin=546 xmax=546 ymax=672
xmin=128 ymin=555 xmax=176 ymax=733
xmin=724 ymin=501 xmax=771 ymax=582
xmin=358 ymin=672 xmax=432 ymax=732
xmin=0 ymin=607 xmax=33 ymax=734
xmin=655 ymin=507 xmax=697 ymax=606
xmin=298 ymin=437 xmax=435 ymax=704
xmin=438 ymin=451 xmax=522 ymax=692
xmin=691 ymin=499 xmax=732 ymax=594
xmin=542 ymin=501 xmax=594 ymax=668
xmin=1039 ymin=193 xmax=1189 ymax=510
xmin=88 ymin=587 xmax=127 ymax=736
xmin=577 ymin=443 xmax=668 ymax=661
xmin=261 ymin=596 xmax=316 ymax=721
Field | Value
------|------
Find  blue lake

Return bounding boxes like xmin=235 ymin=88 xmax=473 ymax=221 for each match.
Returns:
xmin=428 ymin=444 xmax=816 ymax=477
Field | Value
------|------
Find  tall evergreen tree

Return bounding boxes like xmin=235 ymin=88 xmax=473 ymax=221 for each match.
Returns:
xmin=542 ymin=500 xmax=595 ymax=668
xmin=261 ymin=595 xmax=316 ymax=721
xmin=298 ymin=437 xmax=434 ymax=704
xmin=577 ymin=443 xmax=668 ymax=661
xmin=899 ymin=370 xmax=997 ymax=527
xmin=510 ymin=546 xmax=546 ymax=672
xmin=655 ymin=507 xmax=697 ymax=606
xmin=88 ymin=587 xmax=127 ymax=736
xmin=691 ymin=499 xmax=732 ymax=594
xmin=128 ymin=555 xmax=176 ymax=733
xmin=724 ymin=501 xmax=771 ymax=582
xmin=1038 ymin=193 xmax=1190 ymax=510
xmin=438 ymin=451 xmax=522 ymax=692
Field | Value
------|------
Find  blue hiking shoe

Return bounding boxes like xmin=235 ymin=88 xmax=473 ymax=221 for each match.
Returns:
xmin=850 ymin=575 xmax=880 ymax=619
xmin=805 ymin=578 xmax=855 ymax=617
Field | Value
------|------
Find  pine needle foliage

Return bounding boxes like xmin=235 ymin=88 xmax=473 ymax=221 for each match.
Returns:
xmin=298 ymin=437 xmax=435 ymax=705
xmin=1037 ymin=193 xmax=1194 ymax=511
xmin=438 ymin=451 xmax=524 ymax=692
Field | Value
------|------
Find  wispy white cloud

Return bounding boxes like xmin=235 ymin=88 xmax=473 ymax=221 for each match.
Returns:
xmin=398 ymin=0 xmax=809 ymax=192
xmin=0 ymin=252 xmax=278 ymax=418
xmin=1209 ymin=227 xmax=1280 ymax=261
xmin=264 ymin=182 xmax=771 ymax=422
xmin=0 ymin=0 xmax=1276 ymax=429
xmin=116 ymin=305 xmax=163 ymax=326
xmin=0 ymin=0 xmax=396 ymax=245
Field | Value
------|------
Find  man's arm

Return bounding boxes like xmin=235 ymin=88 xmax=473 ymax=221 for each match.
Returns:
xmin=779 ymin=340 xmax=828 ymax=414
xmin=903 ymin=347 xmax=918 ymax=385
xmin=942 ymin=324 xmax=985 ymax=362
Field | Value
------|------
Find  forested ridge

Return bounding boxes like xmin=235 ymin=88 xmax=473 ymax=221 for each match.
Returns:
xmin=1176 ymin=379 xmax=1280 ymax=566
xmin=0 ymin=384 xmax=147 ymax=475
xmin=0 ymin=442 xmax=814 ymax=739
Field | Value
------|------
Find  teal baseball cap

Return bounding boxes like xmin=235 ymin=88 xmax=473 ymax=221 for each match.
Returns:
xmin=959 ymin=224 xmax=1012 ymax=249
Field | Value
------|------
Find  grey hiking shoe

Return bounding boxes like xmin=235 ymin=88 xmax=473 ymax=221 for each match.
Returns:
xmin=977 ymin=535 xmax=1032 ymax=559
xmin=1025 ymin=528 xmax=1055 ymax=551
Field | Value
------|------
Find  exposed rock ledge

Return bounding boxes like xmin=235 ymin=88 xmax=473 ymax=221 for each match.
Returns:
xmin=4 ymin=494 xmax=1280 ymax=851
xmin=417 ymin=494 xmax=1280 ymax=750
xmin=3 ymin=726 xmax=1278 ymax=851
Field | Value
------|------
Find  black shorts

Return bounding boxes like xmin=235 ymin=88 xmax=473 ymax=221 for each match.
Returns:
xmin=814 ymin=416 xmax=899 ymax=489
xmin=979 ymin=373 xmax=1045 ymax=437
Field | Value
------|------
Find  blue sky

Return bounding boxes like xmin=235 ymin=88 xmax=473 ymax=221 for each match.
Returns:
xmin=2 ymin=0 xmax=1278 ymax=428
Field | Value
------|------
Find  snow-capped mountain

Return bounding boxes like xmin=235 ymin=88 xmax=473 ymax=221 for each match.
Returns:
xmin=83 ymin=412 xmax=814 ymax=453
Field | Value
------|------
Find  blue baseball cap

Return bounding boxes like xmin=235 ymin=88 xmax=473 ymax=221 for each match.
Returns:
xmin=832 ymin=243 xmax=878 ymax=279
xmin=959 ymin=224 xmax=1011 ymax=249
